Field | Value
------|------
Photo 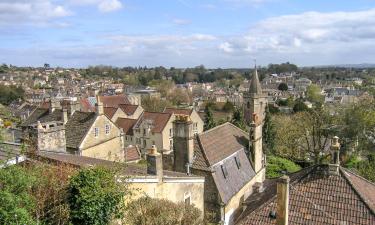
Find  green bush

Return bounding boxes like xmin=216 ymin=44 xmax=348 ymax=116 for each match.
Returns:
xmin=266 ymin=155 xmax=301 ymax=178
xmin=126 ymin=196 xmax=204 ymax=225
xmin=0 ymin=166 xmax=37 ymax=225
xmin=68 ymin=167 xmax=127 ymax=225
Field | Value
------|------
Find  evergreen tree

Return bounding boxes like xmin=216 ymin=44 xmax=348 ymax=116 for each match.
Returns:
xmin=263 ymin=106 xmax=276 ymax=153
xmin=204 ymin=105 xmax=216 ymax=131
xmin=231 ymin=108 xmax=246 ymax=130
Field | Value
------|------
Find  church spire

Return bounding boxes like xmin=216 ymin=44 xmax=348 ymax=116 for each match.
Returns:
xmin=249 ymin=61 xmax=262 ymax=95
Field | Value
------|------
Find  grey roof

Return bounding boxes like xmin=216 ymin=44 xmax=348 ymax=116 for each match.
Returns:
xmin=0 ymin=142 xmax=26 ymax=167
xmin=65 ymin=111 xmax=97 ymax=149
xmin=249 ymin=68 xmax=262 ymax=95
xmin=191 ymin=122 xmax=256 ymax=204
xmin=212 ymin=150 xmax=256 ymax=204
xmin=21 ymin=108 xmax=63 ymax=127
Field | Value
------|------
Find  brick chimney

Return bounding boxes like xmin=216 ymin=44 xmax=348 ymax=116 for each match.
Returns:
xmin=147 ymin=145 xmax=163 ymax=182
xmin=276 ymin=175 xmax=290 ymax=225
xmin=173 ymin=115 xmax=194 ymax=174
xmin=96 ymin=96 xmax=104 ymax=115
xmin=329 ymin=136 xmax=341 ymax=175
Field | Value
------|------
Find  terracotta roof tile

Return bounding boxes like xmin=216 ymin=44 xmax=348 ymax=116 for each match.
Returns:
xmin=134 ymin=112 xmax=172 ymax=133
xmin=99 ymin=95 xmax=130 ymax=107
xmin=104 ymin=107 xmax=117 ymax=119
xmin=237 ymin=165 xmax=375 ymax=225
xmin=118 ymin=104 xmax=139 ymax=116
xmin=163 ymin=107 xmax=192 ymax=116
xmin=115 ymin=118 xmax=137 ymax=135
xmin=124 ymin=145 xmax=141 ymax=162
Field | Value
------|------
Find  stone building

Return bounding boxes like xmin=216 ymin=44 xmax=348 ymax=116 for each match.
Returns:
xmin=243 ymin=66 xmax=268 ymax=124
xmin=37 ymin=145 xmax=205 ymax=215
xmin=173 ymin=117 xmax=266 ymax=225
xmin=172 ymin=66 xmax=268 ymax=225
xmin=65 ymin=98 xmax=124 ymax=161
xmin=163 ymin=107 xmax=204 ymax=135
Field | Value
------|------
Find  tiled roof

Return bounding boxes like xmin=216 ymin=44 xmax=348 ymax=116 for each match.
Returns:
xmin=104 ymin=107 xmax=117 ymax=119
xmin=197 ymin=122 xmax=249 ymax=165
xmin=124 ymin=145 xmax=141 ymax=162
xmin=99 ymin=95 xmax=130 ymax=107
xmin=118 ymin=104 xmax=139 ymax=116
xmin=212 ymin=150 xmax=256 ymax=204
xmin=21 ymin=108 xmax=63 ymax=127
xmin=134 ymin=112 xmax=172 ymax=133
xmin=237 ymin=165 xmax=375 ymax=225
xmin=65 ymin=111 xmax=96 ymax=149
xmin=37 ymin=151 xmax=200 ymax=178
xmin=163 ymin=107 xmax=192 ymax=116
xmin=115 ymin=118 xmax=137 ymax=135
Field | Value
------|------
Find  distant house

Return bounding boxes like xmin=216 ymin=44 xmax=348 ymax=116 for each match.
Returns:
xmin=163 ymin=107 xmax=204 ymax=134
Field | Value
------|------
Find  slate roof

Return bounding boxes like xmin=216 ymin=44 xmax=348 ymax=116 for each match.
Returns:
xmin=191 ymin=122 xmax=255 ymax=204
xmin=163 ymin=107 xmax=193 ymax=116
xmin=197 ymin=122 xmax=249 ymax=165
xmin=21 ymin=108 xmax=63 ymax=127
xmin=65 ymin=111 xmax=96 ymax=149
xmin=118 ymin=104 xmax=139 ymax=116
xmin=237 ymin=165 xmax=375 ymax=225
xmin=134 ymin=112 xmax=172 ymax=133
xmin=115 ymin=118 xmax=137 ymax=135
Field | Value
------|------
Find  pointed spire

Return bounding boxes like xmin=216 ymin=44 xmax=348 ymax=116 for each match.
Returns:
xmin=249 ymin=61 xmax=262 ymax=95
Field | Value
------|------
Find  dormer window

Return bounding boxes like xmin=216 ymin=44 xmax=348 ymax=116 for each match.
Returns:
xmin=94 ymin=127 xmax=99 ymax=138
xmin=221 ymin=165 xmax=228 ymax=179
xmin=235 ymin=156 xmax=241 ymax=169
xmin=105 ymin=124 xmax=110 ymax=135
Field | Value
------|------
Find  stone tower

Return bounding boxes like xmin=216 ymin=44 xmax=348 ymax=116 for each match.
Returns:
xmin=243 ymin=65 xmax=267 ymax=124
xmin=244 ymin=64 xmax=267 ymax=175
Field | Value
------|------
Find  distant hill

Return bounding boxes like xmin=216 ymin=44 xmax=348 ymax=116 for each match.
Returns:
xmin=308 ymin=63 xmax=375 ymax=69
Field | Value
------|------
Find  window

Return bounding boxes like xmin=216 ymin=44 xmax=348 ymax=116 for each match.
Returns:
xmin=94 ymin=127 xmax=99 ymax=138
xmin=247 ymin=101 xmax=250 ymax=109
xmin=143 ymin=140 xmax=146 ymax=147
xmin=170 ymin=139 xmax=173 ymax=150
xmin=143 ymin=129 xmax=146 ymax=135
xmin=221 ymin=165 xmax=228 ymax=179
xmin=130 ymin=137 xmax=133 ymax=142
xmin=169 ymin=128 xmax=172 ymax=137
xmin=105 ymin=124 xmax=110 ymax=135
xmin=152 ymin=140 xmax=155 ymax=145
xmin=235 ymin=156 xmax=241 ymax=169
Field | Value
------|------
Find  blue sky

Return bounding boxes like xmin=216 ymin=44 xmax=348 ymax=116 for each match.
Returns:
xmin=1 ymin=0 xmax=375 ymax=68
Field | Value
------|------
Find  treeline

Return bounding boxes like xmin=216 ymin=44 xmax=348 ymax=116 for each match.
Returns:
xmin=80 ymin=63 xmax=299 ymax=85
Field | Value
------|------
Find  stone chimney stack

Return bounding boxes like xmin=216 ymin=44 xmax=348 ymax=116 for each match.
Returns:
xmin=147 ymin=145 xmax=163 ymax=182
xmin=277 ymin=175 xmax=290 ymax=225
xmin=49 ymin=99 xmax=61 ymax=113
xmin=329 ymin=136 xmax=341 ymax=175
xmin=62 ymin=108 xmax=68 ymax=125
xmin=96 ymin=96 xmax=104 ymax=115
xmin=173 ymin=115 xmax=194 ymax=173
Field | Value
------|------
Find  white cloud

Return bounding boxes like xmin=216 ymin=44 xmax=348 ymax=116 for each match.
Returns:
xmin=172 ymin=18 xmax=191 ymax=25
xmin=219 ymin=42 xmax=234 ymax=53
xmin=68 ymin=0 xmax=123 ymax=13
xmin=98 ymin=0 xmax=122 ymax=12
xmin=0 ymin=0 xmax=70 ymax=25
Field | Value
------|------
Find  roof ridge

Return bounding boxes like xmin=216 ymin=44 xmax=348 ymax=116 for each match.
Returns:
xmin=200 ymin=122 xmax=248 ymax=136
xmin=340 ymin=167 xmax=375 ymax=214
xmin=341 ymin=167 xmax=375 ymax=186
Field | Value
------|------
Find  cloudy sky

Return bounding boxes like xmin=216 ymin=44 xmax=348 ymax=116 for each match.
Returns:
xmin=1 ymin=0 xmax=375 ymax=68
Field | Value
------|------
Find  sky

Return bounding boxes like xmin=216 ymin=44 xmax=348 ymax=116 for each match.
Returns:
xmin=1 ymin=0 xmax=375 ymax=68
